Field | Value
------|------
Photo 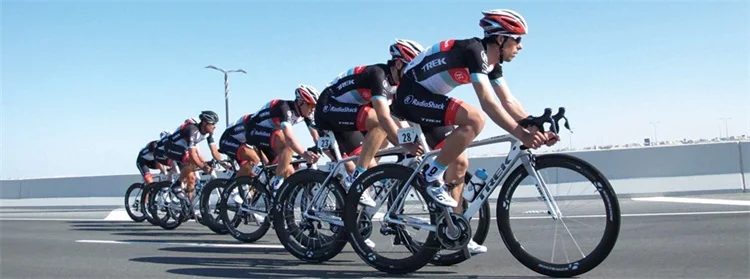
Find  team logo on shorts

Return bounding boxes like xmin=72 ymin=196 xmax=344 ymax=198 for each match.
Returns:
xmin=404 ymin=95 xmax=414 ymax=104
xmin=323 ymin=105 xmax=330 ymax=113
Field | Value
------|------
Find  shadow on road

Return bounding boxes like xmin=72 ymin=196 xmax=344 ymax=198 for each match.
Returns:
xmin=158 ymin=246 xmax=355 ymax=255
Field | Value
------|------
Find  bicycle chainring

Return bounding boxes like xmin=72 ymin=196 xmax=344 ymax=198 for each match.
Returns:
xmin=436 ymin=213 xmax=471 ymax=250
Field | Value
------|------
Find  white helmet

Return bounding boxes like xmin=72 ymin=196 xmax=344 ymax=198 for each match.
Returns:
xmin=390 ymin=39 xmax=424 ymax=63
xmin=479 ymin=9 xmax=529 ymax=37
xmin=295 ymin=84 xmax=319 ymax=105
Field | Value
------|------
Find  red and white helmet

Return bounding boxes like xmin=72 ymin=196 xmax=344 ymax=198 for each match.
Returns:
xmin=295 ymin=84 xmax=319 ymax=105
xmin=479 ymin=9 xmax=528 ymax=37
xmin=390 ymin=39 xmax=424 ymax=63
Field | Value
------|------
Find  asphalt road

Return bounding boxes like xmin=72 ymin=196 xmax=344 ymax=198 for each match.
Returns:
xmin=1 ymin=192 xmax=749 ymax=279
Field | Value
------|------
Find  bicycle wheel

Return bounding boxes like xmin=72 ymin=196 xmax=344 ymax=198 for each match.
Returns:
xmin=497 ymin=153 xmax=621 ymax=277
xmin=272 ymin=169 xmax=348 ymax=263
xmin=147 ymin=181 xmax=182 ymax=230
xmin=124 ymin=183 xmax=146 ymax=222
xmin=344 ymin=164 xmax=441 ymax=274
xmin=219 ymin=176 xmax=272 ymax=243
xmin=140 ymin=182 xmax=165 ymax=226
xmin=200 ymin=178 xmax=237 ymax=235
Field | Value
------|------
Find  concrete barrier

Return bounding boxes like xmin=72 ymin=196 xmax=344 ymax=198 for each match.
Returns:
xmin=1 ymin=141 xmax=747 ymax=199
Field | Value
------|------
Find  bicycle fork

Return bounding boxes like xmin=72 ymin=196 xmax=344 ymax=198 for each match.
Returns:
xmin=520 ymin=155 xmax=564 ymax=220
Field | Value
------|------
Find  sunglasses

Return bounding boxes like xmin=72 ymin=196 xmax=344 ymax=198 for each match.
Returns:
xmin=505 ymin=35 xmax=522 ymax=44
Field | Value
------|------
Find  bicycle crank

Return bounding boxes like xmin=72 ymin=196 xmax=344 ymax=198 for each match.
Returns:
xmin=436 ymin=212 xmax=471 ymax=250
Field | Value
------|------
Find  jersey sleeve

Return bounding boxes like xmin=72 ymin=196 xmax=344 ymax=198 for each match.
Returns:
xmin=273 ymin=101 xmax=293 ymax=127
xmin=181 ymin=125 xmax=199 ymax=148
xmin=206 ymin=133 xmax=215 ymax=145
xmin=368 ymin=66 xmax=389 ymax=101
xmin=465 ymin=40 xmax=492 ymax=82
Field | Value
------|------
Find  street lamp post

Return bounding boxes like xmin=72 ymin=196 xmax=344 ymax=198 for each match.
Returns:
xmin=650 ymin=121 xmax=660 ymax=145
xmin=719 ymin=117 xmax=731 ymax=139
xmin=205 ymin=65 xmax=247 ymax=128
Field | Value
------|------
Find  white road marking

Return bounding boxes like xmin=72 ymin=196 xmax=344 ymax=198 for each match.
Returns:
xmin=75 ymin=239 xmax=285 ymax=249
xmin=632 ymin=197 xmax=750 ymax=206
xmin=104 ymin=209 xmax=131 ymax=221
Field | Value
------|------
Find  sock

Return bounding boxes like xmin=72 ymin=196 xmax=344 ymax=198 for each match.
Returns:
xmin=349 ymin=166 xmax=367 ymax=180
xmin=271 ymin=175 xmax=284 ymax=190
xmin=424 ymin=160 xmax=447 ymax=183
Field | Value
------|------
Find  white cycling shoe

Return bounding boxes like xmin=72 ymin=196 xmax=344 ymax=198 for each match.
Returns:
xmin=425 ymin=180 xmax=458 ymax=208
xmin=467 ymin=239 xmax=488 ymax=255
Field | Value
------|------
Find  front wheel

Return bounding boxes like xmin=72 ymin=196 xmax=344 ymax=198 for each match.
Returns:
xmin=497 ymin=153 xmax=621 ymax=277
xmin=219 ymin=176 xmax=272 ymax=243
xmin=124 ymin=183 xmax=146 ymax=222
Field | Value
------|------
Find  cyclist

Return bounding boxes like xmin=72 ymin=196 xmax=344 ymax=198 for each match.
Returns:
xmin=163 ymin=111 xmax=226 ymax=202
xmin=391 ymin=9 xmax=561 ymax=254
xmin=313 ymin=39 xmax=425 ymax=206
xmin=218 ymin=113 xmax=267 ymax=178
xmin=245 ymin=84 xmax=322 ymax=195
xmin=136 ymin=131 xmax=170 ymax=184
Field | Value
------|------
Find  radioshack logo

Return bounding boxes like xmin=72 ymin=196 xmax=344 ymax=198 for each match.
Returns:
xmin=327 ymin=105 xmax=358 ymax=113
xmin=404 ymin=95 xmax=445 ymax=110
xmin=251 ymin=130 xmax=271 ymax=137
xmin=323 ymin=105 xmax=330 ymax=113
xmin=404 ymin=95 xmax=414 ymax=104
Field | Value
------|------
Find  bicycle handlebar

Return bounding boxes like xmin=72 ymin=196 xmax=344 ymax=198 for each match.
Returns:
xmin=517 ymin=107 xmax=572 ymax=135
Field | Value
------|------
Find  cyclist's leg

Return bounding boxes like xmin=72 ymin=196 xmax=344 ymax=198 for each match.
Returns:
xmin=393 ymin=80 xmax=484 ymax=207
xmin=235 ymin=144 xmax=261 ymax=177
xmin=334 ymin=130 xmax=366 ymax=175
xmin=178 ymin=152 xmax=198 ymax=202
xmin=137 ymin=158 xmax=155 ymax=185
xmin=268 ymin=130 xmax=295 ymax=191
xmin=352 ymin=107 xmax=387 ymax=177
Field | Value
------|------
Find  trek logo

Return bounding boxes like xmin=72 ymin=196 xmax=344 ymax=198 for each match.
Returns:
xmin=421 ymin=118 xmax=441 ymax=124
xmin=421 ymin=58 xmax=447 ymax=72
xmin=258 ymin=110 xmax=270 ymax=118
xmin=325 ymin=105 xmax=358 ymax=113
xmin=403 ymin=95 xmax=445 ymax=110
xmin=337 ymin=79 xmax=355 ymax=91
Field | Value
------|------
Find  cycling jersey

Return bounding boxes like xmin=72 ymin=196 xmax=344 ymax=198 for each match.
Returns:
xmin=245 ymin=100 xmax=313 ymax=164
xmin=249 ymin=99 xmax=313 ymax=130
xmin=157 ymin=119 xmax=216 ymax=167
xmin=314 ymin=64 xmax=397 ymax=132
xmin=324 ymin=64 xmax=398 ymax=105
xmin=137 ymin=140 xmax=159 ymax=180
xmin=219 ymin=114 xmax=254 ymax=164
xmin=403 ymin=38 xmax=503 ymax=96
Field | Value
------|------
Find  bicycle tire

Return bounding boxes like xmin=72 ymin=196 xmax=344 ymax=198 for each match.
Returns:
xmin=147 ymin=181 xmax=182 ymax=230
xmin=140 ymin=182 xmax=164 ymax=226
xmin=219 ymin=176 xmax=272 ymax=243
xmin=344 ymin=164 xmax=441 ymax=274
xmin=199 ymin=178 xmax=238 ymax=235
xmin=124 ymin=183 xmax=147 ymax=223
xmin=496 ymin=153 xmax=621 ymax=277
xmin=272 ymin=169 xmax=348 ymax=263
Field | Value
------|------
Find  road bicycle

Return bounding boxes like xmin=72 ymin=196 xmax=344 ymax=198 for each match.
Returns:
xmin=124 ymin=173 xmax=167 ymax=224
xmin=217 ymin=150 xmax=316 ymax=243
xmin=343 ymin=107 xmax=621 ymax=277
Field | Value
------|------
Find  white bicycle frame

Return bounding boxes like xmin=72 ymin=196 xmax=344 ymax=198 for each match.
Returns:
xmin=301 ymin=130 xmax=414 ymax=227
xmin=368 ymin=122 xmax=564 ymax=233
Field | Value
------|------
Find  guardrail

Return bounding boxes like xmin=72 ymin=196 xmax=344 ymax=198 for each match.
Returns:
xmin=1 ymin=141 xmax=748 ymax=199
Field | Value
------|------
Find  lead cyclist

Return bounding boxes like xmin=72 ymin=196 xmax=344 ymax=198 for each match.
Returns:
xmin=388 ymin=9 xmax=561 ymax=255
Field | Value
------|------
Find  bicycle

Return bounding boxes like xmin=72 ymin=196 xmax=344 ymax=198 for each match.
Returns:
xmin=145 ymin=159 xmax=229 ymax=230
xmin=270 ymin=128 xmax=473 ymax=264
xmin=124 ymin=173 xmax=167 ymax=224
xmin=218 ymin=151 xmax=315 ymax=243
xmin=343 ymin=107 xmax=621 ymax=277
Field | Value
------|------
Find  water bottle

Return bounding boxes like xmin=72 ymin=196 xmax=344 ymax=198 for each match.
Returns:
xmin=463 ymin=168 xmax=488 ymax=202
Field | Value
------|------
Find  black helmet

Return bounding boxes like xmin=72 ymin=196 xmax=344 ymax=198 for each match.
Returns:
xmin=199 ymin=110 xmax=219 ymax=124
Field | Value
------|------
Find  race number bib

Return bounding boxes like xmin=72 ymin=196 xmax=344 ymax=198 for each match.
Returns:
xmin=397 ymin=127 xmax=421 ymax=145
xmin=317 ymin=133 xmax=334 ymax=149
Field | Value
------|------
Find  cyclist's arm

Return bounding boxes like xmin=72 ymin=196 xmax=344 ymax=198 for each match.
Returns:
xmin=280 ymin=122 xmax=307 ymax=155
xmin=491 ymin=77 xmax=529 ymax=121
xmin=206 ymin=134 xmax=223 ymax=161
xmin=467 ymin=43 xmax=525 ymax=138
xmin=182 ymin=126 xmax=207 ymax=168
xmin=370 ymin=67 xmax=401 ymax=146
xmin=372 ymin=98 xmax=400 ymax=146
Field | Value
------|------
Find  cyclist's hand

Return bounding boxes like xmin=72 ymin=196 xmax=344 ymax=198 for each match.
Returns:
xmin=401 ymin=142 xmax=424 ymax=156
xmin=544 ymin=131 xmax=560 ymax=146
xmin=220 ymin=161 xmax=233 ymax=170
xmin=520 ymin=126 xmax=547 ymax=149
xmin=201 ymin=164 xmax=213 ymax=173
xmin=302 ymin=151 xmax=320 ymax=163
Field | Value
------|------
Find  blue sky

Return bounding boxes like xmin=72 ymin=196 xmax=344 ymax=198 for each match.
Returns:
xmin=2 ymin=0 xmax=748 ymax=179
